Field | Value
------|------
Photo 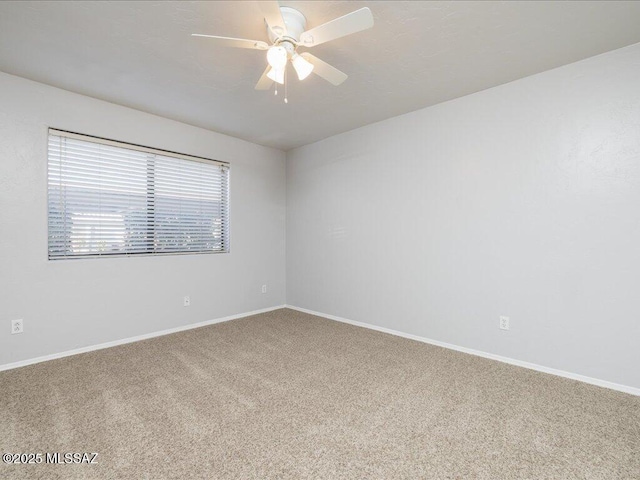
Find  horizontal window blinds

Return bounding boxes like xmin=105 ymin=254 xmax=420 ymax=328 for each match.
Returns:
xmin=48 ymin=130 xmax=229 ymax=259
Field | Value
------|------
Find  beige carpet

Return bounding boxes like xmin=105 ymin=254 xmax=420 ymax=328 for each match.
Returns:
xmin=1 ymin=308 xmax=638 ymax=479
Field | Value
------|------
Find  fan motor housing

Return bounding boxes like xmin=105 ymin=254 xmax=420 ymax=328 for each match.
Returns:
xmin=267 ymin=6 xmax=307 ymax=43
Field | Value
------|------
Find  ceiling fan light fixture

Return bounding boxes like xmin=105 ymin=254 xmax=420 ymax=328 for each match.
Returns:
xmin=267 ymin=66 xmax=285 ymax=85
xmin=267 ymin=45 xmax=288 ymax=69
xmin=193 ymin=4 xmax=375 ymax=93
xmin=292 ymin=53 xmax=314 ymax=80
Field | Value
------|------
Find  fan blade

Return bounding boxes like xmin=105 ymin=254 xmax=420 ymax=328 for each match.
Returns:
xmin=299 ymin=7 xmax=373 ymax=47
xmin=191 ymin=34 xmax=269 ymax=50
xmin=259 ymin=1 xmax=287 ymax=37
xmin=300 ymin=53 xmax=348 ymax=86
xmin=255 ymin=65 xmax=274 ymax=90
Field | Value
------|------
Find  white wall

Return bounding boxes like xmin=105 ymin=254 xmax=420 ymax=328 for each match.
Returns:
xmin=0 ymin=72 xmax=286 ymax=366
xmin=286 ymin=43 xmax=640 ymax=389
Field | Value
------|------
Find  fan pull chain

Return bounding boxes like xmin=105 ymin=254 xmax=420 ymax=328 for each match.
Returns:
xmin=284 ymin=66 xmax=288 ymax=104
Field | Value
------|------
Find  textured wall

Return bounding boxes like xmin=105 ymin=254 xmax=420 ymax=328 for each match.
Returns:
xmin=0 ymin=72 xmax=286 ymax=366
xmin=286 ymin=43 xmax=640 ymax=389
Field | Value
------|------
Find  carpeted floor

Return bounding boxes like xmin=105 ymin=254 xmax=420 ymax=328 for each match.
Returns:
xmin=1 ymin=308 xmax=638 ymax=479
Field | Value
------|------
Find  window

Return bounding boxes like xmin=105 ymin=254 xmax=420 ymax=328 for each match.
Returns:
xmin=47 ymin=129 xmax=229 ymax=259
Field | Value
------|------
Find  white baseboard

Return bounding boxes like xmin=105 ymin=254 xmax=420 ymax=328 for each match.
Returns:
xmin=285 ymin=305 xmax=640 ymax=397
xmin=0 ymin=305 xmax=286 ymax=373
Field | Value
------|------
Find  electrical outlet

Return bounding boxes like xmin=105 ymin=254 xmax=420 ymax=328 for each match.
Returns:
xmin=183 ymin=296 xmax=191 ymax=307
xmin=499 ymin=316 xmax=510 ymax=331
xmin=261 ymin=285 xmax=267 ymax=294
xmin=11 ymin=319 xmax=23 ymax=334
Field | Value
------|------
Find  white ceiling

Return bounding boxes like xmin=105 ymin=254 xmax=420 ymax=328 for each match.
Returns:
xmin=1 ymin=1 xmax=640 ymax=151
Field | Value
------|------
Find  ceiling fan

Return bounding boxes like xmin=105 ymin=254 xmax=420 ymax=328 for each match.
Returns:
xmin=192 ymin=1 xmax=374 ymax=101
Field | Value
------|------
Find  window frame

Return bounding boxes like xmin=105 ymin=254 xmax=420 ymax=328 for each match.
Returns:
xmin=47 ymin=128 xmax=230 ymax=260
